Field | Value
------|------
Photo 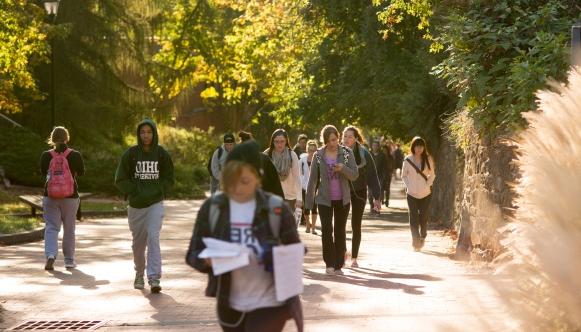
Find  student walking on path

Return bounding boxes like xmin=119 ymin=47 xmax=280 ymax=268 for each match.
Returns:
xmin=341 ymin=126 xmax=381 ymax=268
xmin=186 ymin=141 xmax=304 ymax=332
xmin=115 ymin=119 xmax=174 ymax=293
xmin=299 ymin=140 xmax=319 ymax=234
xmin=368 ymin=140 xmax=386 ymax=214
xmin=305 ymin=125 xmax=358 ymax=275
xmin=209 ymin=133 xmax=236 ymax=195
xmin=40 ymin=126 xmax=85 ymax=271
xmin=382 ymin=140 xmax=396 ymax=207
xmin=401 ymin=136 xmax=435 ymax=251
xmin=265 ymin=129 xmax=302 ymax=211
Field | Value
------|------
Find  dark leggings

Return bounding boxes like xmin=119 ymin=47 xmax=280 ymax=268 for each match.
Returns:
xmin=318 ymin=200 xmax=350 ymax=269
xmin=350 ymin=188 xmax=367 ymax=258
xmin=220 ymin=303 xmax=291 ymax=332
xmin=383 ymin=175 xmax=392 ymax=204
xmin=406 ymin=194 xmax=432 ymax=245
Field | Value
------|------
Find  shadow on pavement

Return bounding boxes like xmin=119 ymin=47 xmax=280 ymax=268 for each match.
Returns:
xmin=420 ymin=250 xmax=453 ymax=259
xmin=302 ymin=269 xmax=427 ymax=295
xmin=146 ymin=291 xmax=184 ymax=323
xmin=48 ymin=269 xmax=110 ymax=289
xmin=352 ymin=267 xmax=442 ymax=281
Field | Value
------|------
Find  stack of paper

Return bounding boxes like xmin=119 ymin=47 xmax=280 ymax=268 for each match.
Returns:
xmin=198 ymin=238 xmax=250 ymax=275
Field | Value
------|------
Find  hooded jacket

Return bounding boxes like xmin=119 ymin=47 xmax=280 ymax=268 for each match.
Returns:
xmin=114 ymin=119 xmax=174 ymax=208
xmin=304 ymin=146 xmax=359 ymax=209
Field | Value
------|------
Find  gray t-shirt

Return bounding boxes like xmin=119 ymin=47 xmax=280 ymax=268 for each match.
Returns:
xmin=229 ymin=198 xmax=283 ymax=312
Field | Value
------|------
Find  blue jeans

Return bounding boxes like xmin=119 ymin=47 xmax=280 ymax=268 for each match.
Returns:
xmin=128 ymin=201 xmax=164 ymax=280
xmin=43 ymin=197 xmax=80 ymax=262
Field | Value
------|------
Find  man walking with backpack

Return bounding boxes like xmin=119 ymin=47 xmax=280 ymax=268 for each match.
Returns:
xmin=208 ymin=133 xmax=236 ymax=195
xmin=115 ymin=119 xmax=174 ymax=293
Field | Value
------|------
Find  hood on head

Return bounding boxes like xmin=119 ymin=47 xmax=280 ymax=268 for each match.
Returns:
xmin=136 ymin=118 xmax=159 ymax=147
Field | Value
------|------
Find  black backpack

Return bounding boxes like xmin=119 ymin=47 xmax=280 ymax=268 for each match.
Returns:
xmin=206 ymin=146 xmax=223 ymax=178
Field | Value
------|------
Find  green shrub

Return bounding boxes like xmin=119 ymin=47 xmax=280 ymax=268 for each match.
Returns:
xmin=0 ymin=126 xmax=47 ymax=187
xmin=0 ymin=124 xmax=215 ymax=198
xmin=157 ymin=125 xmax=217 ymax=198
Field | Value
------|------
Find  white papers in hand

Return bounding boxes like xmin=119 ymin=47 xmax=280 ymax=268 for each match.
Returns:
xmin=273 ymin=243 xmax=305 ymax=301
xmin=199 ymin=237 xmax=250 ymax=276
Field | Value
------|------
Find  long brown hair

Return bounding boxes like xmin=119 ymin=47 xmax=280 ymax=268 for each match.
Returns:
xmin=267 ymin=129 xmax=291 ymax=157
xmin=410 ymin=136 xmax=431 ymax=171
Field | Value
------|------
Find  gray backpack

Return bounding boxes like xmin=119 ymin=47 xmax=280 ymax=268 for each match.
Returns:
xmin=208 ymin=193 xmax=284 ymax=237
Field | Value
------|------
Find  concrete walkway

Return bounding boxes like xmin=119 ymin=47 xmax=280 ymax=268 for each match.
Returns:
xmin=0 ymin=180 xmax=517 ymax=331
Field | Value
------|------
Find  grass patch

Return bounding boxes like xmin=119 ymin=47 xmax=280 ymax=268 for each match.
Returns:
xmin=0 ymin=215 xmax=42 ymax=234
xmin=83 ymin=201 xmax=127 ymax=212
xmin=0 ymin=190 xmax=29 ymax=214
xmin=0 ymin=202 xmax=29 ymax=214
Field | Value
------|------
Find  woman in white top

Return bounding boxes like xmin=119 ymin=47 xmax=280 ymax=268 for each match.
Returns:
xmin=265 ymin=129 xmax=302 ymax=210
xmin=299 ymin=140 xmax=319 ymax=234
xmin=401 ymin=136 xmax=435 ymax=251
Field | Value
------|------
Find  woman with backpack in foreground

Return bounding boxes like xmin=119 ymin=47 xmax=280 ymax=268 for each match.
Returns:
xmin=40 ymin=126 xmax=85 ymax=271
xmin=186 ymin=140 xmax=303 ymax=331
xmin=401 ymin=136 xmax=435 ymax=251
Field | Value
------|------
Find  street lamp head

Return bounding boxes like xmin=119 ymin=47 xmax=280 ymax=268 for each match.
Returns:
xmin=43 ymin=0 xmax=60 ymax=16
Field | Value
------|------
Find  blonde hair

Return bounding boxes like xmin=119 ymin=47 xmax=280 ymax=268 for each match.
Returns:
xmin=47 ymin=126 xmax=69 ymax=146
xmin=306 ymin=140 xmax=318 ymax=150
xmin=220 ymin=160 xmax=261 ymax=194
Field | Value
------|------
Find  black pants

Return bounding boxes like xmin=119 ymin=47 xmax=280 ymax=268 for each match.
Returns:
xmin=220 ymin=303 xmax=291 ymax=332
xmin=406 ymin=194 xmax=432 ymax=246
xmin=383 ymin=175 xmax=392 ymax=205
xmin=350 ymin=188 xmax=367 ymax=258
xmin=318 ymin=200 xmax=350 ymax=269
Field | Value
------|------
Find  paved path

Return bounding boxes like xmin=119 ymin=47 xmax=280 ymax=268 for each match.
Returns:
xmin=0 ymin=180 xmax=516 ymax=331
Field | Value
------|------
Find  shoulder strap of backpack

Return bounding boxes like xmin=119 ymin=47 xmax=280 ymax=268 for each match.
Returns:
xmin=63 ymin=148 xmax=73 ymax=157
xmin=267 ymin=194 xmax=283 ymax=238
xmin=208 ymin=194 xmax=222 ymax=234
xmin=217 ymin=146 xmax=223 ymax=159
xmin=405 ymin=158 xmax=428 ymax=182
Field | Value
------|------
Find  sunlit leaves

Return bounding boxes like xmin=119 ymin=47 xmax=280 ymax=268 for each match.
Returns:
xmin=0 ymin=0 xmax=49 ymax=112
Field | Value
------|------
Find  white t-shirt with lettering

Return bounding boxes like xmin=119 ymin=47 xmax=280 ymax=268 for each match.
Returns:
xmin=228 ymin=198 xmax=282 ymax=312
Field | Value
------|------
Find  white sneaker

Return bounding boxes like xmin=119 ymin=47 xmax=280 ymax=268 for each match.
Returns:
xmin=325 ymin=267 xmax=335 ymax=275
xmin=334 ymin=269 xmax=344 ymax=276
xmin=64 ymin=260 xmax=76 ymax=269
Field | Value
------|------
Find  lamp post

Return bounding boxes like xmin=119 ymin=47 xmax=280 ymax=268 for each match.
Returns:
xmin=43 ymin=0 xmax=60 ymax=129
xmin=573 ymin=23 xmax=581 ymax=67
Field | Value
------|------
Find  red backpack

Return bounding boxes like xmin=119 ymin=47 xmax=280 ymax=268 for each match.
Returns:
xmin=47 ymin=149 xmax=75 ymax=198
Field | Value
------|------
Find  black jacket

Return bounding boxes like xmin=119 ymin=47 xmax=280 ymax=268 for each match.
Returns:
xmin=186 ymin=189 xmax=303 ymax=331
xmin=350 ymin=143 xmax=381 ymax=200
xmin=260 ymin=153 xmax=285 ymax=198
xmin=40 ymin=143 xmax=85 ymax=198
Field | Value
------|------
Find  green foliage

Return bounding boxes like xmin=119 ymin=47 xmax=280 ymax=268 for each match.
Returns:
xmin=298 ymin=2 xmax=452 ymax=144
xmin=0 ymin=0 xmax=48 ymax=113
xmin=156 ymin=125 xmax=216 ymax=198
xmin=432 ymin=0 xmax=578 ymax=135
xmin=19 ymin=0 xmax=158 ymax=139
xmin=151 ymin=0 xmax=320 ymax=130
xmin=0 ymin=215 xmax=41 ymax=234
xmin=0 ymin=126 xmax=47 ymax=186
